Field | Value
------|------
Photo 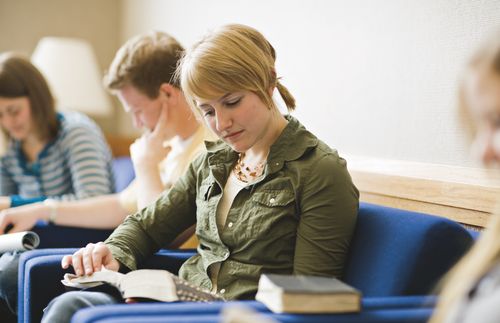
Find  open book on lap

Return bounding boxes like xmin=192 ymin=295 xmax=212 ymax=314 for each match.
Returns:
xmin=62 ymin=268 xmax=225 ymax=302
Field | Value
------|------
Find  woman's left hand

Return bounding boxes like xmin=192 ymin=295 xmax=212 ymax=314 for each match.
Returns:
xmin=0 ymin=203 xmax=40 ymax=234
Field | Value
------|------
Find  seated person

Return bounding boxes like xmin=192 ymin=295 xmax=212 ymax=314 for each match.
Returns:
xmin=0 ymin=32 xmax=206 ymax=322
xmin=0 ymin=52 xmax=114 ymax=323
xmin=41 ymin=24 xmax=359 ymax=323
xmin=430 ymin=29 xmax=500 ymax=323
xmin=0 ymin=53 xmax=114 ymax=209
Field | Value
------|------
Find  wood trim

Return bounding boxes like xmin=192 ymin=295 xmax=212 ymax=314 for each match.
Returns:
xmin=345 ymin=155 xmax=500 ymax=228
xmin=359 ymin=192 xmax=490 ymax=227
xmin=105 ymin=134 xmax=136 ymax=157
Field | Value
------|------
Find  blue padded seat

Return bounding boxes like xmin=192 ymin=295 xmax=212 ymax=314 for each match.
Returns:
xmin=342 ymin=203 xmax=473 ymax=296
xmin=111 ymin=156 xmax=135 ymax=193
xmin=71 ymin=301 xmax=435 ymax=323
xmin=18 ymin=249 xmax=196 ymax=323
xmin=19 ymin=203 xmax=472 ymax=323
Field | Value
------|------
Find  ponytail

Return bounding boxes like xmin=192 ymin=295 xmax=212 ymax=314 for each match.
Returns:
xmin=276 ymin=80 xmax=296 ymax=111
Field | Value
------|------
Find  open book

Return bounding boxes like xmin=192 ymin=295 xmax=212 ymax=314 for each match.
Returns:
xmin=62 ymin=269 xmax=224 ymax=302
xmin=256 ymin=274 xmax=361 ymax=314
xmin=0 ymin=231 xmax=40 ymax=254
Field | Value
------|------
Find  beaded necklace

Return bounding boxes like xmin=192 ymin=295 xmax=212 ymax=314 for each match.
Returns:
xmin=233 ymin=152 xmax=266 ymax=183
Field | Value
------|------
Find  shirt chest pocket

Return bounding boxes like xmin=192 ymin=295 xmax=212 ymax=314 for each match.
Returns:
xmin=240 ymin=188 xmax=297 ymax=240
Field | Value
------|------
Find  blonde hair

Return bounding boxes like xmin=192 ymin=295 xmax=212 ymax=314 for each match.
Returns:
xmin=430 ymin=29 xmax=500 ymax=323
xmin=177 ymin=24 xmax=295 ymax=113
xmin=104 ymin=31 xmax=184 ymax=99
xmin=457 ymin=30 xmax=500 ymax=140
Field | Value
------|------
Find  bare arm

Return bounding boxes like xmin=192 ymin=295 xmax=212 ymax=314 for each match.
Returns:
xmin=0 ymin=196 xmax=11 ymax=212
xmin=130 ymin=105 xmax=171 ymax=209
xmin=0 ymin=194 xmax=129 ymax=234
xmin=52 ymin=194 xmax=129 ymax=228
xmin=132 ymin=149 xmax=166 ymax=209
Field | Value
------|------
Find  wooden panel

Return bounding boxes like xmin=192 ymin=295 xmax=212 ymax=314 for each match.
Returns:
xmin=345 ymin=155 xmax=500 ymax=228
xmin=351 ymin=171 xmax=498 ymax=214
xmin=360 ymin=192 xmax=490 ymax=228
xmin=105 ymin=134 xmax=136 ymax=157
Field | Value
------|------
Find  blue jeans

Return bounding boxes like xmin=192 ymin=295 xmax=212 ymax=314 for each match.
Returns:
xmin=42 ymin=290 xmax=121 ymax=323
xmin=0 ymin=252 xmax=20 ymax=323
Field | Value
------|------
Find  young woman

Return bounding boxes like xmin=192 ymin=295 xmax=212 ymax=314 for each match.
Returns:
xmin=0 ymin=53 xmax=114 ymax=322
xmin=430 ymin=30 xmax=500 ymax=323
xmin=0 ymin=53 xmax=114 ymax=209
xmin=41 ymin=24 xmax=359 ymax=322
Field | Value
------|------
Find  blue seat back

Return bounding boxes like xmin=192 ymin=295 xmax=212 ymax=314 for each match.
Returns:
xmin=342 ymin=203 xmax=473 ymax=296
xmin=112 ymin=156 xmax=135 ymax=193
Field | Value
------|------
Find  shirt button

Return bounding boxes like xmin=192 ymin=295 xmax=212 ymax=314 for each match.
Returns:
xmin=275 ymin=162 xmax=279 ymax=166
xmin=269 ymin=197 xmax=276 ymax=203
xmin=228 ymin=222 xmax=233 ymax=228
xmin=220 ymin=289 xmax=226 ymax=294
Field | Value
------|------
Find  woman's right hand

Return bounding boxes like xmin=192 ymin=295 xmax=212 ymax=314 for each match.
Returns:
xmin=61 ymin=242 xmax=120 ymax=276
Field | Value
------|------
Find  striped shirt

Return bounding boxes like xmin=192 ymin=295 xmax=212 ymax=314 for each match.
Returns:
xmin=0 ymin=112 xmax=114 ymax=207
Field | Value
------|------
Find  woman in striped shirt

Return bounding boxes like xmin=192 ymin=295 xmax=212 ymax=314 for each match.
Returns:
xmin=0 ymin=53 xmax=114 ymax=211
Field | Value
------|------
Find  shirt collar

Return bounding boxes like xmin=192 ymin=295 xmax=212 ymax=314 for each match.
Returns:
xmin=204 ymin=115 xmax=318 ymax=167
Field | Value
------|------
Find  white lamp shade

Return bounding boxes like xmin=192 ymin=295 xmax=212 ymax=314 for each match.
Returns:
xmin=31 ymin=37 xmax=113 ymax=117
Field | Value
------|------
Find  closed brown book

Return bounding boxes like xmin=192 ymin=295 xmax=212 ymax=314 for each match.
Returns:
xmin=255 ymin=274 xmax=361 ymax=314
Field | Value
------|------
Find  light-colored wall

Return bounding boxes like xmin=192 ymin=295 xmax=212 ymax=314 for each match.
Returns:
xmin=0 ymin=0 xmax=129 ymax=138
xmin=121 ymin=0 xmax=500 ymax=167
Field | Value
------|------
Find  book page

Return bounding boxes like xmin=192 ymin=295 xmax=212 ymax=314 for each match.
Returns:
xmin=62 ymin=269 xmax=124 ymax=289
xmin=62 ymin=269 xmax=225 ymax=303
xmin=62 ymin=269 xmax=178 ymax=302
xmin=120 ymin=270 xmax=178 ymax=302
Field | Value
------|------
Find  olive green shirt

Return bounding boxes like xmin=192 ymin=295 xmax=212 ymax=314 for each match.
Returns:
xmin=106 ymin=116 xmax=359 ymax=300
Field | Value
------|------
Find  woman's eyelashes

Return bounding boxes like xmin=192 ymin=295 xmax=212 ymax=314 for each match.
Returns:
xmin=200 ymin=96 xmax=243 ymax=117
xmin=202 ymin=108 xmax=214 ymax=117
xmin=224 ymin=96 xmax=242 ymax=107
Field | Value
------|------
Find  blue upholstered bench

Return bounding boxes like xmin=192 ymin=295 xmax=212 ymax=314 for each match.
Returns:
xmin=110 ymin=156 xmax=136 ymax=193
xmin=18 ymin=203 xmax=472 ymax=323
xmin=70 ymin=301 xmax=435 ymax=323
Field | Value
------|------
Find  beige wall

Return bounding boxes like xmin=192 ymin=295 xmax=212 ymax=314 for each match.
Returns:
xmin=0 ymin=0 xmax=132 ymax=139
xmin=121 ymin=0 xmax=500 ymax=167
xmin=2 ymin=0 xmax=500 ymax=167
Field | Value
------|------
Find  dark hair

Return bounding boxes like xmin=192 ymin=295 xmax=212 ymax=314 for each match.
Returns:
xmin=0 ymin=53 xmax=58 ymax=140
xmin=104 ymin=31 xmax=184 ymax=99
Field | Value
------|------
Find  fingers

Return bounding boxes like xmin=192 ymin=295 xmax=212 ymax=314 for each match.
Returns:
xmin=8 ymin=224 xmax=24 ymax=234
xmin=0 ymin=212 xmax=7 ymax=234
xmin=61 ymin=242 xmax=111 ymax=276
xmin=92 ymin=242 xmax=109 ymax=272
xmin=72 ymin=247 xmax=88 ymax=276
xmin=82 ymin=245 xmax=96 ymax=275
xmin=0 ymin=211 xmax=13 ymax=234
xmin=61 ymin=255 xmax=72 ymax=269
xmin=151 ymin=104 xmax=169 ymax=137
